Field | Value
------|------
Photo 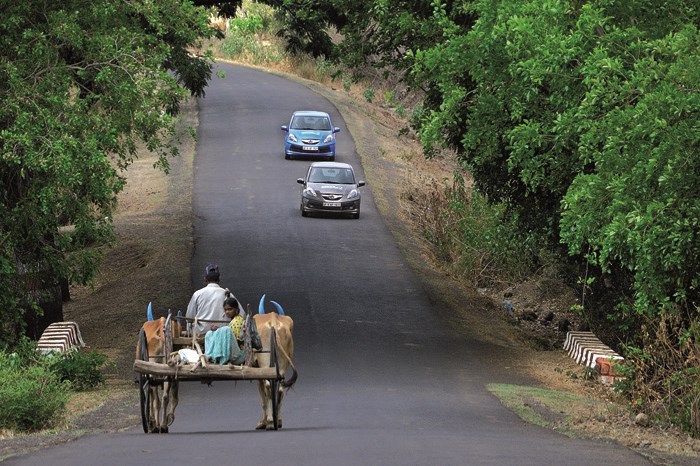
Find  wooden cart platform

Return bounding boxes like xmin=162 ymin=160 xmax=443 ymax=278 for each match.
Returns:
xmin=133 ymin=359 xmax=278 ymax=381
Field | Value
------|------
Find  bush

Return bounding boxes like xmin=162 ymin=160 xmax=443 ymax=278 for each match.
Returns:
xmin=241 ymin=0 xmax=277 ymax=31
xmin=0 ymin=341 xmax=108 ymax=432
xmin=220 ymin=35 xmax=247 ymax=57
xmin=0 ymin=353 xmax=70 ymax=432
xmin=217 ymin=14 xmax=285 ymax=66
xmin=408 ymin=104 xmax=426 ymax=133
xmin=616 ymin=311 xmax=700 ymax=437
xmin=47 ymin=350 xmax=108 ymax=391
xmin=403 ymin=171 xmax=537 ymax=287
xmin=219 ymin=14 xmax=265 ymax=59
xmin=315 ymin=59 xmax=336 ymax=80
xmin=1 ymin=336 xmax=44 ymax=369
xmin=229 ymin=15 xmax=263 ymax=36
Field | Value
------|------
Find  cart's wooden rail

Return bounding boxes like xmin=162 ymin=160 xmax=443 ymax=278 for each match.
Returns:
xmin=133 ymin=359 xmax=278 ymax=381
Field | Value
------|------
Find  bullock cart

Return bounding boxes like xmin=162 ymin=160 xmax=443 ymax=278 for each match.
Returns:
xmin=133 ymin=313 xmax=286 ymax=433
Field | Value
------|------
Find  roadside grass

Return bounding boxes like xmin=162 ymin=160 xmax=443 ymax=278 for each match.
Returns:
xmin=487 ymin=383 xmax=600 ymax=436
xmin=63 ymin=387 xmax=117 ymax=424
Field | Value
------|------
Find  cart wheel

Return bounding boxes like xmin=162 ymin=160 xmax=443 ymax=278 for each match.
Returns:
xmin=138 ymin=328 xmax=152 ymax=433
xmin=269 ymin=328 xmax=280 ymax=430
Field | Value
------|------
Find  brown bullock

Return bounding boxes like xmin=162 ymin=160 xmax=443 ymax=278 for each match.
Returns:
xmin=253 ymin=311 xmax=296 ymax=430
xmin=135 ymin=316 xmax=180 ymax=433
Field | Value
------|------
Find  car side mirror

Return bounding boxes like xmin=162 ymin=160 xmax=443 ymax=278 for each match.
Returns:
xmin=281 ymin=125 xmax=288 ymax=132
xmin=333 ymin=127 xmax=340 ymax=133
xmin=358 ymin=181 xmax=365 ymax=187
xmin=297 ymin=178 xmax=305 ymax=185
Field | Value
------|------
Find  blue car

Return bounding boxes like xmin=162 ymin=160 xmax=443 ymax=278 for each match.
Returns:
xmin=281 ymin=110 xmax=340 ymax=160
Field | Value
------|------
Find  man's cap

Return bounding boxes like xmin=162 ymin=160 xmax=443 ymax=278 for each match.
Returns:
xmin=205 ymin=263 xmax=219 ymax=277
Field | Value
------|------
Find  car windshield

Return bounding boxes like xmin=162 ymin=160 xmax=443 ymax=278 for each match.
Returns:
xmin=291 ymin=116 xmax=332 ymax=131
xmin=308 ymin=167 xmax=355 ymax=184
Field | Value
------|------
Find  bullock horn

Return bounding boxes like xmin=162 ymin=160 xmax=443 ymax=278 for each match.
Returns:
xmin=258 ymin=294 xmax=266 ymax=314
xmin=270 ymin=300 xmax=285 ymax=316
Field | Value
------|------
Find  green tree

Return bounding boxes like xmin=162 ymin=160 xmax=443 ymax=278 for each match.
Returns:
xmin=0 ymin=0 xmax=221 ymax=345
xmin=411 ymin=0 xmax=700 ymax=321
xmin=255 ymin=0 xmax=345 ymax=57
xmin=255 ymin=0 xmax=467 ymax=80
xmin=559 ymin=21 xmax=700 ymax=319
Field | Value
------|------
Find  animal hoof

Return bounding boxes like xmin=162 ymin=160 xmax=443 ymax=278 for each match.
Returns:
xmin=255 ymin=422 xmax=266 ymax=430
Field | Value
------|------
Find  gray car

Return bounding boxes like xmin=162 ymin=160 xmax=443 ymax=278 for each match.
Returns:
xmin=297 ymin=162 xmax=365 ymax=219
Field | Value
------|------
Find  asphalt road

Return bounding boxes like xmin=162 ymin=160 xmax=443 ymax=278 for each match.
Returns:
xmin=7 ymin=64 xmax=651 ymax=465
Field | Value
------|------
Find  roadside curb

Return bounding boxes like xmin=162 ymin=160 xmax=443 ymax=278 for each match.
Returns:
xmin=564 ymin=331 xmax=624 ymax=384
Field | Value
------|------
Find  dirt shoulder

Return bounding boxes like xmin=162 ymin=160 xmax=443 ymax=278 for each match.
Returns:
xmin=2 ymin=66 xmax=698 ymax=464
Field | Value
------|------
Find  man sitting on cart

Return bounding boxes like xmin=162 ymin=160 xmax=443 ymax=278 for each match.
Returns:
xmin=186 ymin=263 xmax=245 ymax=336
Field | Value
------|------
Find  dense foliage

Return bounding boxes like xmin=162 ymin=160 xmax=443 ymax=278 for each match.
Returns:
xmin=0 ymin=340 xmax=70 ymax=432
xmin=432 ymin=1 xmax=700 ymax=327
xmin=0 ymin=0 xmax=221 ymax=345
xmin=0 ymin=360 xmax=70 ymax=432
xmin=255 ymin=1 xmax=464 ymax=79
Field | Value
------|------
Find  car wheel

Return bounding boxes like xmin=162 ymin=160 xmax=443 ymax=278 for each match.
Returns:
xmin=352 ymin=210 xmax=360 ymax=219
xmin=301 ymin=204 xmax=308 ymax=217
xmin=285 ymin=154 xmax=291 ymax=160
xmin=329 ymin=155 xmax=335 ymax=161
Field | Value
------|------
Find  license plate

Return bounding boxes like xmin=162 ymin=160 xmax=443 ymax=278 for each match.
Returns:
xmin=303 ymin=145 xmax=319 ymax=151
xmin=323 ymin=202 xmax=341 ymax=207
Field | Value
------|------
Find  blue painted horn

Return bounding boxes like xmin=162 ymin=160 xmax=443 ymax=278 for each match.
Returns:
xmin=258 ymin=293 xmax=266 ymax=314
xmin=270 ymin=300 xmax=285 ymax=316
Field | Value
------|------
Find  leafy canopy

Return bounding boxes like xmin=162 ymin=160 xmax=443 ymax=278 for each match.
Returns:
xmin=0 ymin=0 xmax=220 ymax=345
